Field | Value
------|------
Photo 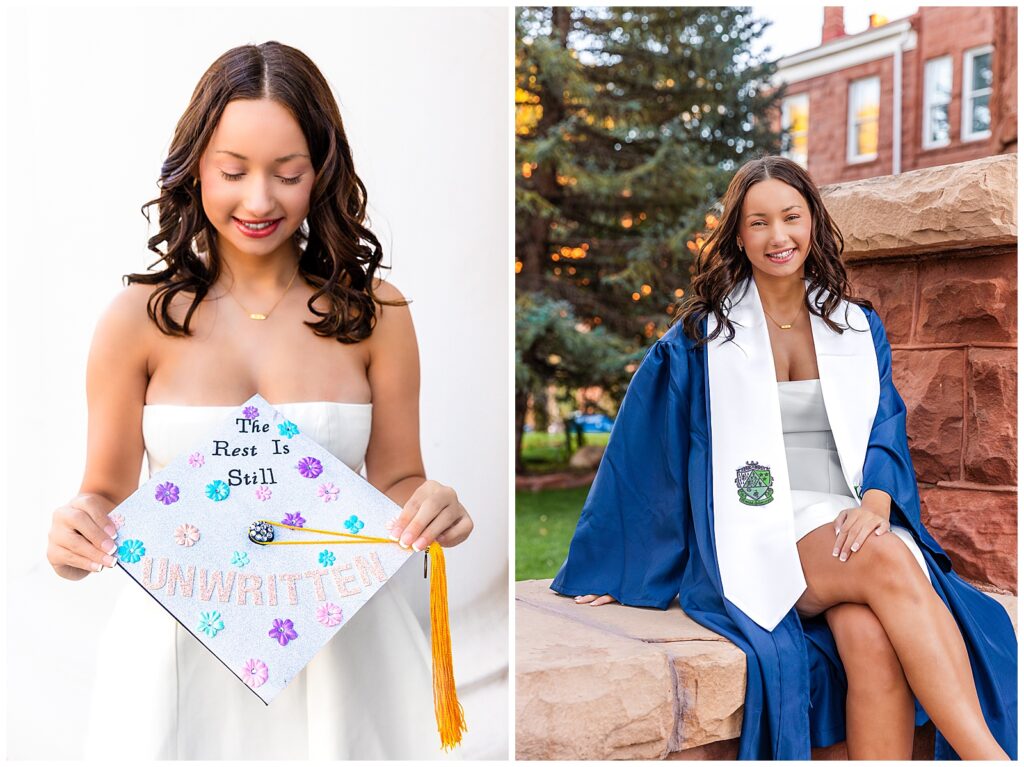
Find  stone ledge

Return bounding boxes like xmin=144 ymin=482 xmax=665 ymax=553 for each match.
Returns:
xmin=515 ymin=579 xmax=1017 ymax=760
xmin=821 ymin=154 xmax=1017 ymax=260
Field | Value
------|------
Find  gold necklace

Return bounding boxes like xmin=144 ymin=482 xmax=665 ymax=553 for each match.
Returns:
xmin=227 ymin=264 xmax=300 ymax=320
xmin=762 ymin=302 xmax=804 ymax=330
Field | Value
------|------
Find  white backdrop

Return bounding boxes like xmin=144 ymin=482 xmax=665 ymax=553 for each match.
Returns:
xmin=3 ymin=5 xmax=508 ymax=759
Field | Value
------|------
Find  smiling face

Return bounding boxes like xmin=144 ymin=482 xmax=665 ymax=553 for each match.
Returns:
xmin=197 ymin=98 xmax=314 ymax=263
xmin=736 ymin=178 xmax=813 ymax=281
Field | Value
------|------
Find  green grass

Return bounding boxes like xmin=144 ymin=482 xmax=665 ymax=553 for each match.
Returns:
xmin=515 ymin=484 xmax=591 ymax=580
xmin=520 ymin=431 xmax=610 ymax=474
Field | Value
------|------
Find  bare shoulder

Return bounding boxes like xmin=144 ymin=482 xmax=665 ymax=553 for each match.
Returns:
xmin=95 ymin=283 xmax=157 ymax=343
xmin=367 ymin=278 xmax=418 ymax=362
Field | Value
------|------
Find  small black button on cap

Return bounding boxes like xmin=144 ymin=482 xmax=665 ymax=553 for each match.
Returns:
xmin=248 ymin=521 xmax=274 ymax=545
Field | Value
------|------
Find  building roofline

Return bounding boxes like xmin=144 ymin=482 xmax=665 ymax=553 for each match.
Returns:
xmin=772 ymin=18 xmax=916 ymax=86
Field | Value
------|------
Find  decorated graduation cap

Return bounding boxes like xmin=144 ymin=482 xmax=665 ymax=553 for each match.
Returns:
xmin=110 ymin=394 xmax=466 ymax=749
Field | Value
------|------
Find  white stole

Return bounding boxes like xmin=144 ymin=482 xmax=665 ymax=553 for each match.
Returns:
xmin=707 ymin=277 xmax=880 ymax=630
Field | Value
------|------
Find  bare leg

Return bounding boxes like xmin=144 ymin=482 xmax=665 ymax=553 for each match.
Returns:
xmin=824 ymin=603 xmax=916 ymax=759
xmin=796 ymin=524 xmax=1009 ymax=760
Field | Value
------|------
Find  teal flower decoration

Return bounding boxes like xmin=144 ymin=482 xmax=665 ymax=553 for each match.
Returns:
xmin=231 ymin=551 xmax=249 ymax=568
xmin=343 ymin=515 xmax=364 ymax=534
xmin=278 ymin=420 xmax=300 ymax=438
xmin=198 ymin=610 xmax=225 ymax=638
xmin=318 ymin=549 xmax=336 ymax=567
xmin=117 ymin=539 xmax=145 ymax=563
xmin=205 ymin=480 xmax=231 ymax=502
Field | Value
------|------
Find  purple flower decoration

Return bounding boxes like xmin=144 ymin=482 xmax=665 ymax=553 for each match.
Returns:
xmin=255 ymin=485 xmax=272 ymax=501
xmin=317 ymin=482 xmax=339 ymax=503
xmin=243 ymin=406 xmax=260 ymax=420
xmin=282 ymin=512 xmax=306 ymax=528
xmin=188 ymin=452 xmax=205 ymax=468
xmin=296 ymin=456 xmax=323 ymax=479
xmin=243 ymin=658 xmax=269 ymax=689
xmin=154 ymin=482 xmax=179 ymax=505
xmin=316 ymin=603 xmax=344 ymax=628
xmin=269 ymin=618 xmax=298 ymax=646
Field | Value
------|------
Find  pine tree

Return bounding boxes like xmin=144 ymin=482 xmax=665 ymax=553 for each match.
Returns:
xmin=515 ymin=6 xmax=784 ymax=470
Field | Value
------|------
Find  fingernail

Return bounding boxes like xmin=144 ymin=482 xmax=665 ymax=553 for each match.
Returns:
xmin=104 ymin=540 xmax=117 ymax=555
xmin=412 ymin=539 xmax=425 ymax=553
xmin=399 ymin=531 xmax=413 ymax=548
xmin=103 ymin=555 xmax=116 ymax=567
xmin=875 ymin=529 xmax=883 ymax=535
xmin=92 ymin=562 xmax=103 ymax=572
xmin=851 ymin=543 xmax=859 ymax=552
xmin=839 ymin=553 xmax=848 ymax=562
xmin=104 ymin=525 xmax=117 ymax=538
xmin=832 ymin=548 xmax=839 ymax=557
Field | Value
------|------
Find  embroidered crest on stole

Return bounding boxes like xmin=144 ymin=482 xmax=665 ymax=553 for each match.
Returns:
xmin=735 ymin=460 xmax=774 ymax=506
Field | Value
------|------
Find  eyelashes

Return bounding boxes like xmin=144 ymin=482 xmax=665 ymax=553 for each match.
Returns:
xmin=750 ymin=215 xmax=800 ymax=227
xmin=218 ymin=171 xmax=303 ymax=185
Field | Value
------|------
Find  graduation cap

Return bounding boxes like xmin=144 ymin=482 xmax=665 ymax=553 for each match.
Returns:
xmin=110 ymin=394 xmax=466 ymax=749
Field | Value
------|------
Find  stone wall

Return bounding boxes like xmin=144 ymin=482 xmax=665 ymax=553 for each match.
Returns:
xmin=821 ymin=153 xmax=1017 ymax=592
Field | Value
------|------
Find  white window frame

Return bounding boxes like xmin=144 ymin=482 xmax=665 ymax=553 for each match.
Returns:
xmin=962 ymin=44 xmax=993 ymax=142
xmin=847 ymin=76 xmax=880 ymax=164
xmin=922 ymin=55 xmax=952 ymax=149
xmin=781 ymin=93 xmax=810 ymax=167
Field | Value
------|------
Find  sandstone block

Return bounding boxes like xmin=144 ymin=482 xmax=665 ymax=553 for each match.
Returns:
xmin=915 ymin=251 xmax=1017 ymax=343
xmin=919 ymin=487 xmax=1017 ymax=591
xmin=822 ymin=154 xmax=1017 ymax=259
xmin=891 ymin=349 xmax=964 ymax=482
xmin=516 ymin=603 xmax=676 ymax=760
xmin=964 ymin=348 xmax=1018 ymax=484
xmin=664 ymin=641 xmax=746 ymax=750
xmin=847 ymin=265 xmax=916 ymax=344
xmin=517 ymin=579 xmax=724 ymax=643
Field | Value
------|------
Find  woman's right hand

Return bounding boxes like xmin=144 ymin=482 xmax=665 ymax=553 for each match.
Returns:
xmin=574 ymin=594 xmax=618 ymax=606
xmin=47 ymin=493 xmax=120 ymax=580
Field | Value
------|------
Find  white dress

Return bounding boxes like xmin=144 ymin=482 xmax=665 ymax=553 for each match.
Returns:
xmin=85 ymin=402 xmax=451 ymax=760
xmin=778 ymin=379 xmax=930 ymax=579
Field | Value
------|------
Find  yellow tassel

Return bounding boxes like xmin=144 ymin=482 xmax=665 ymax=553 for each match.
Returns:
xmin=428 ymin=542 xmax=467 ymax=749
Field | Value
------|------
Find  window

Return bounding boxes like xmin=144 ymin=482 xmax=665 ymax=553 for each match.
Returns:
xmin=847 ymin=76 xmax=880 ymax=163
xmin=922 ymin=56 xmax=952 ymax=148
xmin=962 ymin=45 xmax=993 ymax=141
xmin=781 ymin=94 xmax=810 ymax=167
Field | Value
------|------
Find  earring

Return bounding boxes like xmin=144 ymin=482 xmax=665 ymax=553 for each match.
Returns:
xmin=192 ymin=177 xmax=199 ymax=188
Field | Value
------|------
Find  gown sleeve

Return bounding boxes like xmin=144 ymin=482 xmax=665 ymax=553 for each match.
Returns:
xmin=550 ymin=324 xmax=691 ymax=609
xmin=860 ymin=307 xmax=952 ymax=570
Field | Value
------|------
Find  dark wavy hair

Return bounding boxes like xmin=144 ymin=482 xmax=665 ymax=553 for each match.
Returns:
xmin=126 ymin=41 xmax=403 ymax=342
xmin=674 ymin=154 xmax=872 ymax=347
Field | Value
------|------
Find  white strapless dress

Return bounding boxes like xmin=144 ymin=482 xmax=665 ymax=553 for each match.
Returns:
xmin=779 ymin=379 xmax=929 ymax=579
xmin=85 ymin=402 xmax=452 ymax=760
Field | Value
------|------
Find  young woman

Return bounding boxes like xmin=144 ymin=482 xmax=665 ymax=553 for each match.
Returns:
xmin=552 ymin=155 xmax=1016 ymax=760
xmin=45 ymin=42 xmax=473 ymax=759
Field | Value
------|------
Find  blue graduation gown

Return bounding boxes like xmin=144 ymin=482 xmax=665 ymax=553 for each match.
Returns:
xmin=550 ymin=306 xmax=1017 ymax=759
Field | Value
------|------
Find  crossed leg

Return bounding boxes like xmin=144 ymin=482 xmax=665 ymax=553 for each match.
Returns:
xmin=823 ymin=602 xmax=916 ymax=759
xmin=795 ymin=523 xmax=1009 ymax=760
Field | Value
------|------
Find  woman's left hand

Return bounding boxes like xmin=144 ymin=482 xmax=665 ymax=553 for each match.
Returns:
xmin=388 ymin=480 xmax=474 ymax=551
xmin=832 ymin=503 xmax=890 ymax=562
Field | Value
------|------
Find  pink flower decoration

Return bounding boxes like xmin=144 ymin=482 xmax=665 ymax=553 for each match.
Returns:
xmin=174 ymin=523 xmax=201 ymax=547
xmin=189 ymin=452 xmax=205 ymax=468
xmin=242 ymin=658 xmax=269 ymax=689
xmin=109 ymin=513 xmax=125 ymax=531
xmin=317 ymin=482 xmax=339 ymax=503
xmin=255 ymin=485 xmax=272 ymax=501
xmin=316 ymin=602 xmax=344 ymax=628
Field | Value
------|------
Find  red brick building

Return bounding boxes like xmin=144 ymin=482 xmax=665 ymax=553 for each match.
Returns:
xmin=773 ymin=6 xmax=1017 ymax=184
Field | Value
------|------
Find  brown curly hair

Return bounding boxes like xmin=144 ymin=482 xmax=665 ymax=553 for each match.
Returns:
xmin=126 ymin=41 xmax=403 ymax=342
xmin=675 ymin=154 xmax=872 ymax=347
